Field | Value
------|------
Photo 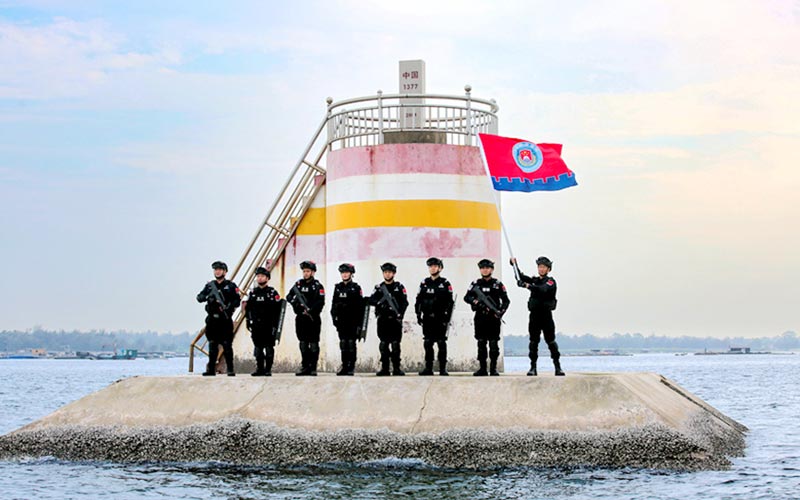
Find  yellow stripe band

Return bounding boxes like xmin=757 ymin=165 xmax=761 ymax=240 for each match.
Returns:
xmin=296 ymin=207 xmax=326 ymax=235
xmin=329 ymin=200 xmax=501 ymax=232
xmin=297 ymin=200 xmax=502 ymax=235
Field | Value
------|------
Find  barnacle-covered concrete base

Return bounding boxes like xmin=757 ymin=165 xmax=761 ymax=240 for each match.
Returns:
xmin=0 ymin=373 xmax=747 ymax=470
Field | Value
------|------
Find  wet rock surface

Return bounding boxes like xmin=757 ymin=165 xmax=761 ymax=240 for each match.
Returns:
xmin=0 ymin=414 xmax=745 ymax=470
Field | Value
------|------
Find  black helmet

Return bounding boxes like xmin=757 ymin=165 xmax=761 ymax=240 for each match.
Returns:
xmin=255 ymin=266 xmax=270 ymax=278
xmin=299 ymin=260 xmax=317 ymax=271
xmin=380 ymin=262 xmax=397 ymax=273
xmin=338 ymin=263 xmax=355 ymax=274
xmin=211 ymin=261 xmax=228 ymax=271
xmin=426 ymin=257 xmax=443 ymax=268
xmin=478 ymin=259 xmax=495 ymax=269
xmin=536 ymin=256 xmax=553 ymax=269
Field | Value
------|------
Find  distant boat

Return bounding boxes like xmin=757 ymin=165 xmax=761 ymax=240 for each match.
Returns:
xmin=695 ymin=347 xmax=771 ymax=355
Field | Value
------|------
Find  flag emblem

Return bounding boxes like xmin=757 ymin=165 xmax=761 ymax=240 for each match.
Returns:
xmin=478 ymin=133 xmax=578 ymax=192
xmin=512 ymin=141 xmax=543 ymax=173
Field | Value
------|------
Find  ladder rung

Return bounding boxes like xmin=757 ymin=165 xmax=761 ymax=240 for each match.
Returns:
xmin=266 ymin=222 xmax=290 ymax=236
xmin=303 ymin=160 xmax=325 ymax=174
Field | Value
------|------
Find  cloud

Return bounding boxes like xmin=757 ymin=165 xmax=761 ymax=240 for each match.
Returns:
xmin=0 ymin=17 xmax=179 ymax=99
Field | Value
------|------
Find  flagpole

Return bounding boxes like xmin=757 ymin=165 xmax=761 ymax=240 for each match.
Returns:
xmin=476 ymin=134 xmax=521 ymax=281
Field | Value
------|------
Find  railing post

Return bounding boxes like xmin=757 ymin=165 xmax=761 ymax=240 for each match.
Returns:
xmin=490 ymin=98 xmax=498 ymax=134
xmin=326 ymin=96 xmax=334 ymax=151
xmin=377 ymin=90 xmax=384 ymax=145
xmin=465 ymin=84 xmax=473 ymax=146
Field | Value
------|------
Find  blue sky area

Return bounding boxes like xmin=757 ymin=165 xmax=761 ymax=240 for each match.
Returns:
xmin=1 ymin=0 xmax=798 ymax=336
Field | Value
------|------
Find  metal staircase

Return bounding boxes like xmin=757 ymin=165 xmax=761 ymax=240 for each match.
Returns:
xmin=188 ymin=107 xmax=332 ymax=372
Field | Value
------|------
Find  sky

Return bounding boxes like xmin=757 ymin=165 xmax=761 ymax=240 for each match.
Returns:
xmin=0 ymin=0 xmax=798 ymax=337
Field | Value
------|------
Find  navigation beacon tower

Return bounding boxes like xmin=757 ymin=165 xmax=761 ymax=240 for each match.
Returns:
xmin=190 ymin=60 xmax=503 ymax=373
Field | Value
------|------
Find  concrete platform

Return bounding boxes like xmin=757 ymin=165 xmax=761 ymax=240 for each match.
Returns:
xmin=0 ymin=373 xmax=747 ymax=470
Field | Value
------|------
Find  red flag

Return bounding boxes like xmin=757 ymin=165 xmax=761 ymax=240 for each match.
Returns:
xmin=478 ymin=133 xmax=577 ymax=192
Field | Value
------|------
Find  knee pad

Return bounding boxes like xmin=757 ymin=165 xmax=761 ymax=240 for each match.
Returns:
xmin=379 ymin=341 xmax=389 ymax=352
xmin=391 ymin=341 xmax=401 ymax=350
xmin=339 ymin=339 xmax=348 ymax=350
xmin=547 ymin=341 xmax=559 ymax=350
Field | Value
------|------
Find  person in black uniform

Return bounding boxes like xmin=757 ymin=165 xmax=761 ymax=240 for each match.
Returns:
xmin=369 ymin=262 xmax=409 ymax=376
xmin=331 ymin=263 xmax=364 ymax=376
xmin=196 ymin=261 xmax=241 ymax=376
xmin=242 ymin=266 xmax=282 ymax=376
xmin=511 ymin=256 xmax=564 ymax=376
xmin=415 ymin=257 xmax=455 ymax=376
xmin=464 ymin=259 xmax=510 ymax=376
xmin=286 ymin=261 xmax=325 ymax=376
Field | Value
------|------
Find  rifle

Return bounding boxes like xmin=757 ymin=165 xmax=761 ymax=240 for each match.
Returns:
xmin=206 ymin=281 xmax=229 ymax=319
xmin=289 ymin=283 xmax=314 ymax=319
xmin=274 ymin=299 xmax=287 ymax=344
xmin=358 ymin=303 xmax=371 ymax=341
xmin=470 ymin=283 xmax=505 ymax=321
xmin=378 ymin=283 xmax=403 ymax=324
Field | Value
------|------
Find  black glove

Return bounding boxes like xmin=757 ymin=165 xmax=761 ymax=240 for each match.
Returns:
xmin=517 ymin=280 xmax=529 ymax=289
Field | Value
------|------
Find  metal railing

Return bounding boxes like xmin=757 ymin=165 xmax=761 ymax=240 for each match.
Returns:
xmin=189 ymin=86 xmax=498 ymax=372
xmin=327 ymin=86 xmax=498 ymax=149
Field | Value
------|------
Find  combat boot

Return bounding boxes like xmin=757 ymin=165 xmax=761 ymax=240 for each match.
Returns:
xmin=263 ymin=348 xmax=274 ymax=376
xmin=527 ymin=361 xmax=538 ymax=376
xmin=346 ymin=343 xmax=356 ymax=376
xmin=418 ymin=360 xmax=434 ymax=376
xmin=376 ymin=360 xmax=391 ymax=376
xmin=489 ymin=357 xmax=500 ymax=376
xmin=337 ymin=340 xmax=349 ymax=376
xmin=296 ymin=342 xmax=312 ymax=376
xmin=554 ymin=359 xmax=565 ymax=376
xmin=473 ymin=359 xmax=488 ymax=376
xmin=376 ymin=342 xmax=391 ymax=376
xmin=391 ymin=343 xmax=405 ymax=376
xmin=438 ymin=360 xmax=449 ymax=376
xmin=251 ymin=352 xmax=266 ymax=376
xmin=308 ymin=343 xmax=319 ymax=376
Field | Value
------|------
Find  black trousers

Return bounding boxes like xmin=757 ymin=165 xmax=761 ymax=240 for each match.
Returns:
xmin=205 ymin=315 xmax=234 ymax=373
xmin=422 ymin=321 xmax=447 ymax=365
xmin=207 ymin=339 xmax=234 ymax=373
xmin=477 ymin=339 xmax=500 ymax=362
xmin=376 ymin=316 xmax=403 ymax=342
xmin=252 ymin=328 xmax=275 ymax=372
xmin=528 ymin=309 xmax=560 ymax=361
xmin=295 ymin=315 xmax=322 ymax=342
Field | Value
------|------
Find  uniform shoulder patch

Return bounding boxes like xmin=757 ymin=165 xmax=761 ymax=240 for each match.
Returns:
xmin=547 ymin=280 xmax=554 ymax=286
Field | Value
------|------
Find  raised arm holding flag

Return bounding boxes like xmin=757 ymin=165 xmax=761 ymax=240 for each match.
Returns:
xmin=476 ymin=133 xmax=576 ymax=376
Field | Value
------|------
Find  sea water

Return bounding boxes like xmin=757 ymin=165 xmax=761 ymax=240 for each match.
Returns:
xmin=0 ymin=354 xmax=798 ymax=499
